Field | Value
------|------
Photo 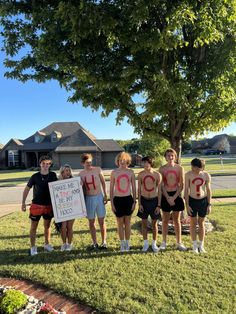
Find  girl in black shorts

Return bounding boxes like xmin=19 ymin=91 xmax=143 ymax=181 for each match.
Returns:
xmin=110 ymin=152 xmax=136 ymax=252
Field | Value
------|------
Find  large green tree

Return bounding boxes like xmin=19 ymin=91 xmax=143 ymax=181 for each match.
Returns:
xmin=1 ymin=1 xmax=236 ymax=156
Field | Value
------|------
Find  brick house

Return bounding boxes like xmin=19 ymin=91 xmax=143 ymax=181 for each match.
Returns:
xmin=0 ymin=122 xmax=123 ymax=169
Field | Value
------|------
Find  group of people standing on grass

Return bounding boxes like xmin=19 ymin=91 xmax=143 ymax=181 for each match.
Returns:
xmin=21 ymin=148 xmax=212 ymax=256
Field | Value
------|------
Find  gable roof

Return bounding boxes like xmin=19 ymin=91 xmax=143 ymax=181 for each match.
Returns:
xmin=94 ymin=139 xmax=124 ymax=152
xmin=55 ymin=128 xmax=98 ymax=152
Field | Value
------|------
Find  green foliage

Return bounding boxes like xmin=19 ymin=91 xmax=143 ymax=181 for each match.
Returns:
xmin=118 ymin=135 xmax=169 ymax=166
xmin=0 ymin=289 xmax=27 ymax=314
xmin=1 ymin=1 xmax=236 ymax=155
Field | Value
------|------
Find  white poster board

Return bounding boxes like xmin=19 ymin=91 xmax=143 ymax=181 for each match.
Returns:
xmin=49 ymin=177 xmax=87 ymax=223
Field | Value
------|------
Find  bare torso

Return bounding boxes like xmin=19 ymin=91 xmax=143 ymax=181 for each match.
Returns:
xmin=186 ymin=171 xmax=210 ymax=199
xmin=138 ymin=170 xmax=161 ymax=198
xmin=79 ymin=167 xmax=102 ymax=196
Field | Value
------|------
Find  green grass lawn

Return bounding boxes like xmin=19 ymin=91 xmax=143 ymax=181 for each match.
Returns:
xmin=0 ymin=203 xmax=236 ymax=313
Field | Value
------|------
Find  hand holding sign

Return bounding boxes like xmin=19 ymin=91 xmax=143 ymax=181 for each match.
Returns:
xmin=49 ymin=177 xmax=87 ymax=223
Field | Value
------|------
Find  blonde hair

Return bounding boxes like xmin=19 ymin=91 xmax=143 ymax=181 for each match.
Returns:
xmin=59 ymin=164 xmax=73 ymax=180
xmin=115 ymin=152 xmax=132 ymax=167
xmin=164 ymin=148 xmax=177 ymax=161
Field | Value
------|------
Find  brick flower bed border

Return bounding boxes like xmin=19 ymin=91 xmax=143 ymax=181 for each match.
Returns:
xmin=0 ymin=277 xmax=94 ymax=314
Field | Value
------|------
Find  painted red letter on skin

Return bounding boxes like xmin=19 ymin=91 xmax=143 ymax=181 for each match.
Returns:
xmin=143 ymin=175 xmax=155 ymax=192
xmin=85 ymin=175 xmax=96 ymax=191
xmin=192 ymin=177 xmax=204 ymax=196
xmin=117 ymin=174 xmax=129 ymax=193
xmin=164 ymin=170 xmax=179 ymax=189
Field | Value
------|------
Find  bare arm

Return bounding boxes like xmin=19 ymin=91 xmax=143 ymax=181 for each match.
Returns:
xmin=137 ymin=173 xmax=143 ymax=211
xmin=172 ymin=166 xmax=184 ymax=200
xmin=131 ymin=171 xmax=136 ymax=204
xmin=21 ymin=186 xmax=31 ymax=211
xmin=157 ymin=173 xmax=162 ymax=207
xmin=99 ymin=169 xmax=107 ymax=203
xmin=110 ymin=172 xmax=115 ymax=212
xmin=206 ymin=173 xmax=212 ymax=214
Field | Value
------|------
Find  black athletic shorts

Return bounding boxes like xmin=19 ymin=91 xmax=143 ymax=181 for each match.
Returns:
xmin=189 ymin=196 xmax=208 ymax=218
xmin=137 ymin=196 xmax=161 ymax=220
xmin=113 ymin=195 xmax=134 ymax=217
xmin=161 ymin=191 xmax=184 ymax=212
xmin=29 ymin=213 xmax=54 ymax=222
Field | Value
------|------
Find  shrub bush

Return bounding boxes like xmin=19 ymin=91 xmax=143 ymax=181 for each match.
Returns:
xmin=0 ymin=289 xmax=27 ymax=314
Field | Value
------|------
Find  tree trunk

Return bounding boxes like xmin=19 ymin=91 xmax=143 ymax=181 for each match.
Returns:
xmin=170 ymin=137 xmax=182 ymax=164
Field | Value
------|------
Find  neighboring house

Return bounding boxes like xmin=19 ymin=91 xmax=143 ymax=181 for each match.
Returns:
xmin=192 ymin=134 xmax=236 ymax=154
xmin=0 ymin=122 xmax=123 ymax=169
xmin=0 ymin=144 xmax=3 ymax=150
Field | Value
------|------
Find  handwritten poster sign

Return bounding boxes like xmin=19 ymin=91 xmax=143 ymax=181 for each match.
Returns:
xmin=49 ymin=177 xmax=87 ymax=223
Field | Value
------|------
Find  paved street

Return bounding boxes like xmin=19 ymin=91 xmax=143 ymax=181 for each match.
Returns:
xmin=0 ymin=175 xmax=235 ymax=205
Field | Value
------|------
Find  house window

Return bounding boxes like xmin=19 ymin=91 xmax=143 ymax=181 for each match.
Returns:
xmin=51 ymin=134 xmax=58 ymax=142
xmin=35 ymin=135 xmax=41 ymax=143
xmin=8 ymin=150 xmax=19 ymax=167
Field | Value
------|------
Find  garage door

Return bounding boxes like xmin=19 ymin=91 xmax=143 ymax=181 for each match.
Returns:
xmin=102 ymin=152 xmax=118 ymax=168
xmin=59 ymin=153 xmax=82 ymax=169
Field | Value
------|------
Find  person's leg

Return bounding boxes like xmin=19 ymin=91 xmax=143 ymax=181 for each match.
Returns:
xmin=161 ymin=211 xmax=171 ymax=248
xmin=190 ymin=216 xmax=197 ymax=241
xmin=124 ymin=215 xmax=131 ymax=240
xmin=61 ymin=221 xmax=67 ymax=244
xmin=124 ymin=215 xmax=132 ymax=251
xmin=172 ymin=211 xmax=181 ymax=244
xmin=67 ymin=220 xmax=75 ymax=244
xmin=43 ymin=218 xmax=52 ymax=245
xmin=151 ymin=219 xmax=158 ymax=241
xmin=117 ymin=217 xmax=125 ymax=240
xmin=88 ymin=218 xmax=97 ymax=244
xmin=142 ymin=219 xmax=148 ymax=240
xmin=198 ymin=216 xmax=206 ymax=252
xmin=190 ymin=216 xmax=198 ymax=253
xmin=151 ymin=219 xmax=159 ymax=252
xmin=98 ymin=217 xmax=106 ymax=244
xmin=173 ymin=211 xmax=186 ymax=250
xmin=30 ymin=220 xmax=39 ymax=247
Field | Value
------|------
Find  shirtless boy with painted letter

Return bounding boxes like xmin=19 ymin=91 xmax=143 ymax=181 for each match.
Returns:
xmin=137 ymin=156 xmax=162 ymax=253
xmin=185 ymin=158 xmax=212 ymax=253
xmin=159 ymin=148 xmax=187 ymax=251
xmin=79 ymin=153 xmax=107 ymax=250
xmin=110 ymin=152 xmax=136 ymax=252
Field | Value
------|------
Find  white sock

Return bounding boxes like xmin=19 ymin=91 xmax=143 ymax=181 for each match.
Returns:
xmin=152 ymin=240 xmax=156 ymax=245
xmin=199 ymin=241 xmax=204 ymax=248
xmin=193 ymin=240 xmax=197 ymax=246
xmin=144 ymin=239 xmax=149 ymax=244
xmin=125 ymin=240 xmax=130 ymax=246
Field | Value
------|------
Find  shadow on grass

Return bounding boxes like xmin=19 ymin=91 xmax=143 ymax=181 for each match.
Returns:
xmin=0 ymin=245 xmax=150 ymax=266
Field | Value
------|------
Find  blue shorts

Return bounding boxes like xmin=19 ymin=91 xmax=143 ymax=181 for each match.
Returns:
xmin=85 ymin=193 xmax=106 ymax=219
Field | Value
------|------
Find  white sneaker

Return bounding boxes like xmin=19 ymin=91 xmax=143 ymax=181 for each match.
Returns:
xmin=192 ymin=244 xmax=199 ymax=254
xmin=176 ymin=243 xmax=187 ymax=251
xmin=120 ymin=241 xmax=125 ymax=252
xmin=66 ymin=243 xmax=73 ymax=251
xmin=152 ymin=242 xmax=160 ymax=253
xmin=159 ymin=242 xmax=167 ymax=250
xmin=199 ymin=246 xmax=206 ymax=253
xmin=125 ymin=240 xmax=130 ymax=252
xmin=30 ymin=246 xmax=38 ymax=256
xmin=61 ymin=243 xmax=67 ymax=252
xmin=142 ymin=241 xmax=149 ymax=252
xmin=44 ymin=243 xmax=54 ymax=252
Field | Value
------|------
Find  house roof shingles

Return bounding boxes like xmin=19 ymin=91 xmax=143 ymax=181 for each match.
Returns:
xmin=2 ymin=122 xmax=123 ymax=153
xmin=94 ymin=139 xmax=124 ymax=152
